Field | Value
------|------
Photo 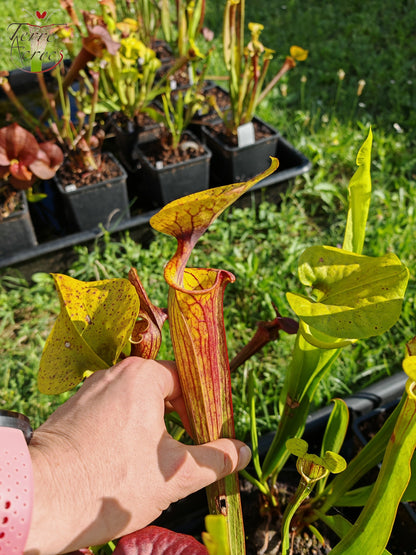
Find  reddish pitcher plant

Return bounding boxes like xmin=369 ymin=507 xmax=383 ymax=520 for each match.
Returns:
xmin=0 ymin=123 xmax=63 ymax=219
xmin=38 ymin=157 xmax=279 ymax=553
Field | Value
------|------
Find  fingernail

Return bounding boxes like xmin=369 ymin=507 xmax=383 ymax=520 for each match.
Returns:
xmin=237 ymin=445 xmax=252 ymax=471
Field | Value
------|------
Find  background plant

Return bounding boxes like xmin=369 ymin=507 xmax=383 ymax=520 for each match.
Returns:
xmin=208 ymin=0 xmax=307 ymax=137
xmin=0 ymin=123 xmax=63 ymax=216
xmin=145 ymin=84 xmax=208 ymax=151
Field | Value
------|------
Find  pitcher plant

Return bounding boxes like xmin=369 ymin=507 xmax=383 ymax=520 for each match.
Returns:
xmin=38 ymin=158 xmax=279 ymax=553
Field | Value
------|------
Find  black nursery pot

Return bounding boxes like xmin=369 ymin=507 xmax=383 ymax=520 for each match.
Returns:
xmin=55 ymin=153 xmax=130 ymax=232
xmin=0 ymin=192 xmax=37 ymax=257
xmin=105 ymin=113 xmax=162 ymax=165
xmin=201 ymin=117 xmax=279 ymax=184
xmin=135 ymin=132 xmax=212 ymax=206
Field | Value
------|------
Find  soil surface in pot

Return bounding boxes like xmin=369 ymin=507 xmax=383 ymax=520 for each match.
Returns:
xmin=139 ymin=133 xmax=206 ymax=166
xmin=151 ymin=39 xmax=173 ymax=62
xmin=205 ymin=86 xmax=231 ymax=112
xmin=158 ymin=63 xmax=191 ymax=89
xmin=194 ymin=86 xmax=231 ymax=126
xmin=207 ymin=119 xmax=275 ymax=147
xmin=56 ymin=152 xmax=122 ymax=189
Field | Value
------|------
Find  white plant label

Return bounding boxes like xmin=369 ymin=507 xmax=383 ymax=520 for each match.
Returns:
xmin=237 ymin=122 xmax=255 ymax=147
xmin=188 ymin=65 xmax=194 ymax=85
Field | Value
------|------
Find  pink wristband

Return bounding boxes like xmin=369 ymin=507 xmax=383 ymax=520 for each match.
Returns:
xmin=0 ymin=427 xmax=33 ymax=554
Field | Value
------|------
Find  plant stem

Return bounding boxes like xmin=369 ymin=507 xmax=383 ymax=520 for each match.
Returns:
xmin=281 ymin=480 xmax=312 ymax=555
xmin=206 ymin=473 xmax=245 ymax=555
xmin=239 ymin=469 xmax=270 ymax=497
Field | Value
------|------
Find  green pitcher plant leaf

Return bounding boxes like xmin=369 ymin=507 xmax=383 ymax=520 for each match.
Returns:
xmin=335 ymin=485 xmax=373 ymax=507
xmin=330 ymin=381 xmax=416 ymax=555
xmin=343 ymin=127 xmax=373 ymax=255
xmin=402 ymin=335 xmax=416 ymax=381
xmin=260 ymin=131 xmax=409 ymax=492
xmin=281 ymin=439 xmax=346 ymax=555
xmin=320 ymin=399 xmax=349 ymax=458
xmin=402 ymin=452 xmax=416 ymax=502
xmin=150 ymin=158 xmax=279 ymax=555
xmin=128 ymin=267 xmax=168 ymax=360
xmin=287 ymin=247 xmax=409 ymax=348
xmin=316 ymin=394 xmax=406 ymax=515
xmin=38 ymin=274 xmax=140 ymax=394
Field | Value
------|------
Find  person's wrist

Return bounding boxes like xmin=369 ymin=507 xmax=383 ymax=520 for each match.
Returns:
xmin=24 ymin=438 xmax=57 ymax=555
xmin=24 ymin=432 xmax=89 ymax=555
xmin=25 ymin=428 xmax=118 ymax=555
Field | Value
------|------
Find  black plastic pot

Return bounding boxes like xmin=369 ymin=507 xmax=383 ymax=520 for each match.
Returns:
xmin=55 ymin=153 xmax=130 ymax=232
xmin=28 ymin=179 xmax=68 ymax=241
xmin=0 ymin=192 xmax=37 ymax=257
xmin=135 ymin=132 xmax=212 ymax=205
xmin=228 ymin=135 xmax=312 ymax=211
xmin=201 ymin=116 xmax=279 ymax=184
xmin=189 ymin=84 xmax=231 ymax=139
xmin=104 ymin=112 xmax=163 ymax=174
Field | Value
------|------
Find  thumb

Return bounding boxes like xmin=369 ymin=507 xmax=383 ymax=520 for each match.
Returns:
xmin=167 ymin=439 xmax=252 ymax=499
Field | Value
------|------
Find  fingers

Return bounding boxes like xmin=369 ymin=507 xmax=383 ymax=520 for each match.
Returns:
xmin=82 ymin=357 xmax=181 ymax=407
xmin=103 ymin=357 xmax=193 ymax=432
xmin=163 ymin=438 xmax=252 ymax=500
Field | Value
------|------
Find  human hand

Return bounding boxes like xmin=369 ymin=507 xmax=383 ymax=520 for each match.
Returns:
xmin=24 ymin=357 xmax=251 ymax=555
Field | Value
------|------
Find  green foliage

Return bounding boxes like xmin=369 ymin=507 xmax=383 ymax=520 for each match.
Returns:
xmin=38 ymin=274 xmax=140 ymax=394
xmin=330 ymin=389 xmax=416 ymax=555
xmin=282 ymin=435 xmax=346 ymax=555
xmin=287 ymin=247 xmax=409 ymax=347
xmin=0 ymin=273 xmax=70 ymax=428
xmin=0 ymin=0 xmax=414 ymax=446
xmin=202 ymin=515 xmax=230 ymax=555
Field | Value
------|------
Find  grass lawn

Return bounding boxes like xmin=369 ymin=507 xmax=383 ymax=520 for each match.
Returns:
xmin=0 ymin=0 xmax=415 ymax=439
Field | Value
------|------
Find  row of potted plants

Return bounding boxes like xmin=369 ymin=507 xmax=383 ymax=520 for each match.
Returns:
xmin=0 ymin=0 xmax=308 ymax=259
